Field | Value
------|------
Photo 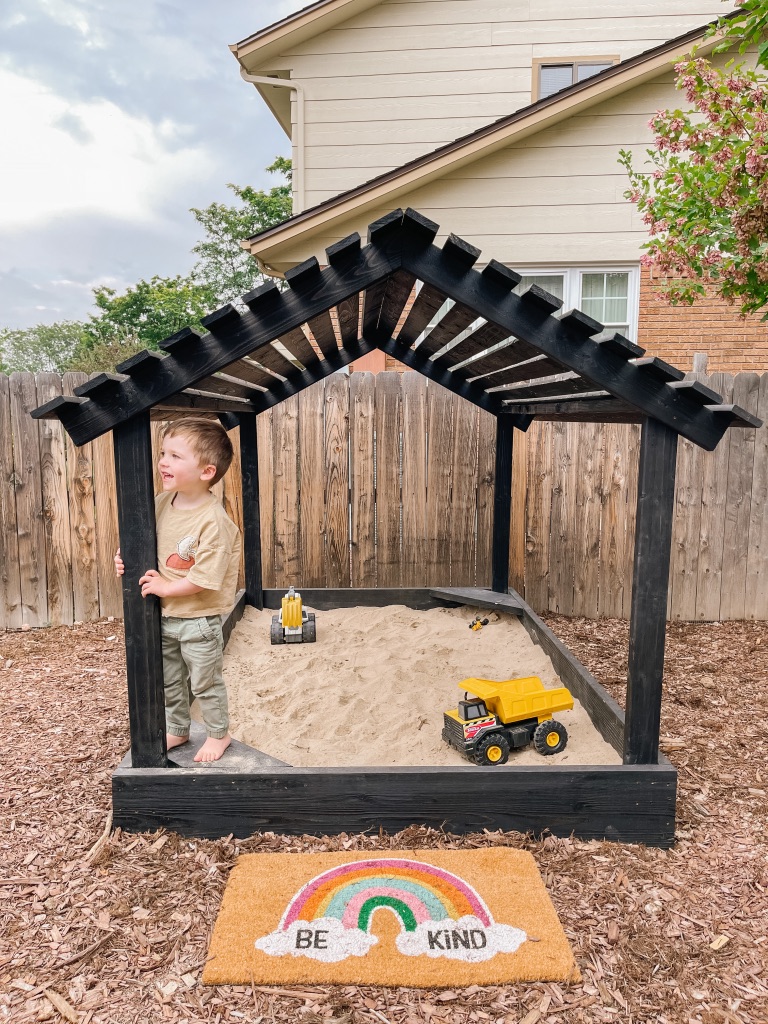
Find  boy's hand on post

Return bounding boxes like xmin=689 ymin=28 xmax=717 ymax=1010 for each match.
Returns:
xmin=138 ymin=569 xmax=170 ymax=599
xmin=114 ymin=549 xmax=124 ymax=577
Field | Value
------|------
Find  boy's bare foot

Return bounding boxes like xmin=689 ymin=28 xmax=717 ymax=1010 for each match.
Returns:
xmin=167 ymin=734 xmax=189 ymax=750
xmin=194 ymin=735 xmax=231 ymax=763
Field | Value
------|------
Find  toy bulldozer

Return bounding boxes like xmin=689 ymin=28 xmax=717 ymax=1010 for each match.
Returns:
xmin=270 ymin=587 xmax=316 ymax=644
xmin=442 ymin=676 xmax=573 ymax=765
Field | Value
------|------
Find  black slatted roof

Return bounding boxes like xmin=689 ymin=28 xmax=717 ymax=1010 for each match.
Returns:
xmin=32 ymin=209 xmax=761 ymax=450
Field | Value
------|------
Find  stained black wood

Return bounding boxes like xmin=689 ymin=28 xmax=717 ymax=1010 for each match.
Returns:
xmin=275 ymin=327 xmax=319 ymax=369
xmin=154 ymin=394 xmax=257 ymax=415
xmin=624 ymin=418 xmax=678 ymax=765
xmin=112 ymin=762 xmax=677 ymax=845
xmin=33 ymin=241 xmax=402 ymax=444
xmin=434 ymin=321 xmax=511 ymax=370
xmin=113 ymin=412 xmax=167 ymax=769
xmin=73 ymin=373 xmax=129 ymax=398
xmin=238 ymin=414 xmax=263 ymax=610
xmin=395 ymin=283 xmax=450 ymax=347
xmin=326 ymin=232 xmax=361 ymax=267
xmin=372 ymin=269 xmax=418 ymax=342
xmin=398 ymin=242 xmax=743 ymax=449
xmin=306 ymin=311 xmax=339 ymax=359
xmin=492 ymin=417 xmax=513 ymax=593
xmin=253 ymin=337 xmax=377 ymax=413
xmin=498 ymin=374 xmax=601 ymax=401
xmin=512 ymin=587 xmax=626 ymax=754
xmin=428 ymin=587 xmax=523 ymax=616
xmin=442 ymin=233 xmax=481 ymax=268
xmin=411 ymin=301 xmax=477 ymax=359
xmin=477 ymin=354 xmax=563 ymax=389
xmin=222 ymin=589 xmax=247 ymax=646
xmin=262 ymin=588 xmax=463 ymax=610
xmin=191 ymin=374 xmax=264 ymax=401
xmin=216 ymin=357 xmax=281 ymax=389
xmin=336 ymin=294 xmax=360 ymax=347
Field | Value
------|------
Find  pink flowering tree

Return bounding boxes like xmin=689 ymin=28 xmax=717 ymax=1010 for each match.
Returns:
xmin=620 ymin=1 xmax=768 ymax=316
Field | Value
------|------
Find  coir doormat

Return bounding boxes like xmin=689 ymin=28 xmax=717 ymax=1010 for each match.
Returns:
xmin=203 ymin=849 xmax=580 ymax=987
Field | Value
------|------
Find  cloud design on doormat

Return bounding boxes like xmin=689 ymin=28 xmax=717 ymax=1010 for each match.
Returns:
xmin=254 ymin=858 xmax=527 ymax=963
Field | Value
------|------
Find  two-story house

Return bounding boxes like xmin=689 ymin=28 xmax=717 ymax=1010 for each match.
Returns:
xmin=230 ymin=0 xmax=767 ymax=374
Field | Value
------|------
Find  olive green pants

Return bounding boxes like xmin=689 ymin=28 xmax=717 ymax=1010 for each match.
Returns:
xmin=161 ymin=615 xmax=229 ymax=739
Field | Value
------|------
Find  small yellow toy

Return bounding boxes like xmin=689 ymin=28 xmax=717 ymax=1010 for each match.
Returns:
xmin=442 ymin=676 xmax=573 ymax=765
xmin=270 ymin=587 xmax=317 ymax=644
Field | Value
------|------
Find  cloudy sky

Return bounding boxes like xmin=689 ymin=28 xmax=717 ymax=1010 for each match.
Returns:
xmin=0 ymin=0 xmax=308 ymax=329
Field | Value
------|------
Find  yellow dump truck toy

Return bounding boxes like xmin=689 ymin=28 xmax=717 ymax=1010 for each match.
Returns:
xmin=270 ymin=587 xmax=316 ymax=644
xmin=442 ymin=676 xmax=574 ymax=765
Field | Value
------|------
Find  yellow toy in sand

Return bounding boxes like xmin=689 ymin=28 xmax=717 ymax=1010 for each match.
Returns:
xmin=442 ymin=676 xmax=574 ymax=765
xmin=270 ymin=587 xmax=317 ymax=644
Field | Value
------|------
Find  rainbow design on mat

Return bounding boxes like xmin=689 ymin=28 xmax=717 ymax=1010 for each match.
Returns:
xmin=255 ymin=858 xmax=527 ymax=963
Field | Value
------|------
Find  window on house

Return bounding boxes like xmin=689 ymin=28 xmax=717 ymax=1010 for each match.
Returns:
xmin=537 ymin=60 xmax=616 ymax=100
xmin=516 ymin=268 xmax=637 ymax=339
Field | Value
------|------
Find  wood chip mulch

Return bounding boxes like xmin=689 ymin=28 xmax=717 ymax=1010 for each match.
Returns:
xmin=1 ymin=615 xmax=766 ymax=1024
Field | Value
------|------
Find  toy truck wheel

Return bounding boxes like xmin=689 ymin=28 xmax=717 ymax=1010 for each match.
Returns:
xmin=302 ymin=617 xmax=316 ymax=643
xmin=270 ymin=619 xmax=285 ymax=645
xmin=533 ymin=720 xmax=567 ymax=755
xmin=475 ymin=732 xmax=510 ymax=766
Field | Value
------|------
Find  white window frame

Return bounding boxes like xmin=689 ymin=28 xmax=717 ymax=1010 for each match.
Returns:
xmin=514 ymin=266 xmax=640 ymax=342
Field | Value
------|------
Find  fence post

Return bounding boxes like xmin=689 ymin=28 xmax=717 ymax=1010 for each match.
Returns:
xmin=492 ymin=416 xmax=513 ymax=593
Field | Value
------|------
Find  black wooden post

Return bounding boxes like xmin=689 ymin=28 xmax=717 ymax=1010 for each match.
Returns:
xmin=491 ymin=415 xmax=514 ymax=593
xmin=624 ymin=417 xmax=678 ymax=765
xmin=113 ymin=411 xmax=167 ymax=768
xmin=238 ymin=413 xmax=263 ymax=609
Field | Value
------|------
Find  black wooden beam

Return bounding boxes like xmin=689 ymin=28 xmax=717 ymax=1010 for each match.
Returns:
xmin=253 ymin=337 xmax=377 ymax=413
xmin=113 ymin=412 xmax=168 ymax=769
xmin=624 ymin=418 xmax=678 ymax=765
xmin=492 ymin=417 xmax=513 ymax=593
xmin=237 ymin=413 xmax=263 ymax=610
xmin=499 ymin=397 xmax=641 ymax=422
xmin=33 ymin=240 xmax=403 ymax=445
xmin=412 ymin=300 xmax=477 ymax=359
xmin=399 ymin=243 xmax=744 ymax=449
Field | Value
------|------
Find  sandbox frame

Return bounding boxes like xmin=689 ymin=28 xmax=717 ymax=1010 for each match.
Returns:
xmin=31 ymin=209 xmax=760 ymax=848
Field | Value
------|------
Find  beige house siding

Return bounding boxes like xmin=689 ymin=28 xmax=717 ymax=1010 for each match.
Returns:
xmin=261 ymin=71 xmax=680 ymax=270
xmin=243 ymin=0 xmax=733 ymax=205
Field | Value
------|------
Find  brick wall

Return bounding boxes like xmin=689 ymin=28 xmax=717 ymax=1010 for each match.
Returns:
xmin=637 ymin=267 xmax=768 ymax=373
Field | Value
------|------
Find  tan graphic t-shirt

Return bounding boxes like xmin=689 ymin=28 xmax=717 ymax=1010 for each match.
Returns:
xmin=155 ymin=491 xmax=241 ymax=617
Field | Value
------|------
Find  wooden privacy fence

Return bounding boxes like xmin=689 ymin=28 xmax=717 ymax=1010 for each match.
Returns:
xmin=1 ymin=369 xmax=766 ymax=628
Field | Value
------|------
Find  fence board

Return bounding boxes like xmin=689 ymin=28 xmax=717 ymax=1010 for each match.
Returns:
xmin=0 ymin=375 xmax=21 ymax=628
xmin=450 ymin=398 xmax=478 ymax=586
xmin=548 ymin=421 xmax=574 ymax=614
xmin=720 ymin=374 xmax=760 ymax=620
xmin=325 ymin=374 xmax=351 ymax=588
xmin=2 ymin=370 xmax=767 ymax=627
xmin=695 ymin=374 xmax=733 ymax=621
xmin=256 ymin=410 xmax=276 ymax=589
xmin=62 ymin=373 xmax=99 ymax=623
xmin=745 ymin=373 xmax=768 ymax=619
xmin=299 ymin=381 xmax=327 ymax=588
xmin=273 ymin=393 xmax=301 ymax=587
xmin=525 ymin=422 xmax=553 ymax=613
xmin=36 ymin=373 xmax=74 ymax=626
xmin=375 ymin=371 xmax=402 ymax=587
xmin=425 ymin=383 xmax=454 ymax=587
xmin=401 ymin=371 xmax=427 ymax=587
xmin=350 ymin=372 xmax=376 ymax=588
xmin=572 ymin=422 xmax=602 ymax=618
xmin=10 ymin=373 xmax=47 ymax=626
xmin=478 ymin=409 xmax=497 ymax=590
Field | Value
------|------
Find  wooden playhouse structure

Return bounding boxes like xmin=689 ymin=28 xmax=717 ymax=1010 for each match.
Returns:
xmin=32 ymin=209 xmax=761 ymax=847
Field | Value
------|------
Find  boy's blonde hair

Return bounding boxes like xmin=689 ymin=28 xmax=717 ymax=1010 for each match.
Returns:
xmin=162 ymin=417 xmax=234 ymax=485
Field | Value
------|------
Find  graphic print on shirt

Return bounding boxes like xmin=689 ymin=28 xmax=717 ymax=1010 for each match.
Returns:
xmin=166 ymin=534 xmax=198 ymax=571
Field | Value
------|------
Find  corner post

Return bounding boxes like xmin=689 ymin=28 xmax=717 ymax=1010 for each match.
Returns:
xmin=238 ymin=412 xmax=263 ymax=609
xmin=624 ymin=417 xmax=678 ymax=765
xmin=113 ymin=411 xmax=167 ymax=768
xmin=492 ymin=415 xmax=514 ymax=593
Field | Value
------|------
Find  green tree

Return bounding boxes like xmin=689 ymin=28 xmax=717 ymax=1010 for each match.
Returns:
xmin=0 ymin=321 xmax=89 ymax=373
xmin=621 ymin=2 xmax=768 ymax=316
xmin=190 ymin=157 xmax=292 ymax=303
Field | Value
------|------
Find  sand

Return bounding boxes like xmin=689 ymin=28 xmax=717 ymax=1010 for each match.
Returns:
xmin=221 ymin=604 xmax=621 ymax=768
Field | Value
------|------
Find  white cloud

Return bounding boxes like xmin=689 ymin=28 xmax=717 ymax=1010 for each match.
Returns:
xmin=396 ymin=917 xmax=527 ymax=962
xmin=0 ymin=68 xmax=214 ymax=229
xmin=256 ymin=918 xmax=378 ymax=963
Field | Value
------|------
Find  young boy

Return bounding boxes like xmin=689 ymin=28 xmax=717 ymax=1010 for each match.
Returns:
xmin=115 ymin=417 xmax=241 ymax=763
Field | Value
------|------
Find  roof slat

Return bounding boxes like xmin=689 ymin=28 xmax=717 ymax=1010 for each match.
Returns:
xmin=412 ymin=301 xmax=477 ymax=359
xmin=306 ymin=310 xmax=339 ymax=359
xmin=243 ymin=340 xmax=297 ymax=378
xmin=395 ymin=283 xmax=449 ymax=347
xmin=434 ymin=321 xmax=511 ymax=369
xmin=336 ymin=294 xmax=360 ymax=347
xmin=276 ymin=327 xmax=320 ymax=367
xmin=458 ymin=339 xmax=544 ymax=380
xmin=191 ymin=375 xmax=265 ymax=400
xmin=374 ymin=269 xmax=418 ymax=342
xmin=361 ymin=278 xmax=390 ymax=340
xmin=500 ymin=375 xmax=604 ymax=401
xmin=475 ymin=354 xmax=564 ymax=389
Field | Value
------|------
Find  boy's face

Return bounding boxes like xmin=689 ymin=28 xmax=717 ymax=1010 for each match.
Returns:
xmin=158 ymin=433 xmax=216 ymax=494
